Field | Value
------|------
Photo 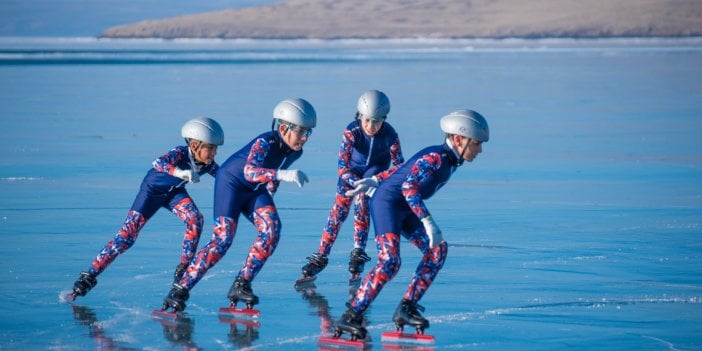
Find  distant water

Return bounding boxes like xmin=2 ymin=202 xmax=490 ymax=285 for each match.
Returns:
xmin=1 ymin=37 xmax=701 ymax=350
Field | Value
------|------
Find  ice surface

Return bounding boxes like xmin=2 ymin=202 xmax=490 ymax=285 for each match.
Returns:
xmin=0 ymin=37 xmax=700 ymax=350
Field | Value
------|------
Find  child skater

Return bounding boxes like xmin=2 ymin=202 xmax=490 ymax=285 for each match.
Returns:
xmin=69 ymin=117 xmax=224 ymax=300
xmin=160 ymin=98 xmax=317 ymax=312
xmin=333 ymin=109 xmax=489 ymax=340
xmin=300 ymin=90 xmax=404 ymax=283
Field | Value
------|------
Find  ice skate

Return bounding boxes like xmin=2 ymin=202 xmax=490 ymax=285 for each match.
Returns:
xmin=296 ymin=252 xmax=328 ymax=286
xmin=302 ymin=252 xmax=328 ymax=277
xmin=392 ymin=299 xmax=429 ymax=333
xmin=227 ymin=276 xmax=259 ymax=309
xmin=161 ymin=283 xmax=190 ymax=313
xmin=220 ymin=276 xmax=260 ymax=319
xmin=347 ymin=248 xmax=370 ymax=283
xmin=70 ymin=271 xmax=98 ymax=300
xmin=381 ymin=299 xmax=435 ymax=344
xmin=319 ymin=305 xmax=368 ymax=348
xmin=334 ymin=306 xmax=367 ymax=340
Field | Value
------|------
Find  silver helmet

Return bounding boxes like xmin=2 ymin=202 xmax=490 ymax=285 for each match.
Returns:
xmin=440 ymin=109 xmax=489 ymax=142
xmin=357 ymin=90 xmax=390 ymax=120
xmin=181 ymin=117 xmax=224 ymax=145
xmin=273 ymin=98 xmax=317 ymax=128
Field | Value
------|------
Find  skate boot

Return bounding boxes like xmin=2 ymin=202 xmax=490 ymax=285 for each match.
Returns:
xmin=348 ymin=248 xmax=371 ymax=275
xmin=72 ymin=271 xmax=98 ymax=297
xmin=301 ymin=252 xmax=328 ymax=278
xmin=162 ymin=283 xmax=190 ymax=312
xmin=334 ymin=304 xmax=367 ymax=340
xmin=392 ymin=299 xmax=429 ymax=334
xmin=173 ymin=263 xmax=187 ymax=284
xmin=227 ymin=276 xmax=259 ymax=309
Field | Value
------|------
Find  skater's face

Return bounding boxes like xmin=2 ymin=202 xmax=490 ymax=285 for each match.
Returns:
xmin=452 ymin=135 xmax=483 ymax=162
xmin=189 ymin=140 xmax=218 ymax=165
xmin=360 ymin=115 xmax=384 ymax=136
xmin=280 ymin=122 xmax=311 ymax=151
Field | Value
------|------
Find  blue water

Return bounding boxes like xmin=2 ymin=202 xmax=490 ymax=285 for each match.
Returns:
xmin=1 ymin=37 xmax=701 ymax=350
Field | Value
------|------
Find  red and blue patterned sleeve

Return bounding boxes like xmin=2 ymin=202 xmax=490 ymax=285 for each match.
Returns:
xmin=152 ymin=146 xmax=187 ymax=176
xmin=401 ymin=152 xmax=442 ymax=220
xmin=376 ymin=135 xmax=404 ymax=182
xmin=244 ymin=138 xmax=277 ymax=184
xmin=337 ymin=129 xmax=359 ymax=185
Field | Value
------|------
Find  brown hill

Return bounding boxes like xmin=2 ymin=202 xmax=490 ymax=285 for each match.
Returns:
xmin=101 ymin=0 xmax=702 ymax=39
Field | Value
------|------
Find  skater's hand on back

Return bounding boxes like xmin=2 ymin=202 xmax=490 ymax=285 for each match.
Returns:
xmin=421 ymin=216 xmax=443 ymax=248
xmin=345 ymin=176 xmax=379 ymax=197
xmin=278 ymin=169 xmax=309 ymax=188
xmin=174 ymin=168 xmax=200 ymax=183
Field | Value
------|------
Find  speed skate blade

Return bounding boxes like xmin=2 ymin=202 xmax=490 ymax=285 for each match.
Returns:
xmin=218 ymin=306 xmax=260 ymax=319
xmin=59 ymin=290 xmax=76 ymax=303
xmin=151 ymin=309 xmax=180 ymax=321
xmin=381 ymin=331 xmax=435 ymax=345
xmin=294 ymin=275 xmax=316 ymax=287
xmin=318 ymin=336 xmax=367 ymax=349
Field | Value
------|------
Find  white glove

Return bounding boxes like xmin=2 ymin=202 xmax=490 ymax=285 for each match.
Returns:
xmin=344 ymin=176 xmax=379 ymax=197
xmin=421 ymin=216 xmax=443 ymax=248
xmin=173 ymin=168 xmax=200 ymax=183
xmin=277 ymin=169 xmax=309 ymax=188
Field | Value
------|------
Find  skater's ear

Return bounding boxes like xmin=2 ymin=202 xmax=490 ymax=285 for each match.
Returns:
xmin=188 ymin=138 xmax=203 ymax=151
xmin=188 ymin=138 xmax=202 ymax=150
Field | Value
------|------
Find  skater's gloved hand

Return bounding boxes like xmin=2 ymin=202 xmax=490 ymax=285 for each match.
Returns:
xmin=345 ymin=176 xmax=379 ymax=197
xmin=174 ymin=168 xmax=200 ymax=183
xmin=277 ymin=169 xmax=309 ymax=188
xmin=421 ymin=216 xmax=443 ymax=248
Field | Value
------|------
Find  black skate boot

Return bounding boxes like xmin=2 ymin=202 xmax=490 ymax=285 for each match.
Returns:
xmin=301 ymin=252 xmax=328 ymax=278
xmin=162 ymin=283 xmax=190 ymax=312
xmin=227 ymin=276 xmax=259 ymax=309
xmin=173 ymin=263 xmax=187 ymax=284
xmin=72 ymin=271 xmax=98 ymax=297
xmin=392 ymin=299 xmax=429 ymax=334
xmin=348 ymin=248 xmax=371 ymax=275
xmin=334 ymin=305 xmax=367 ymax=340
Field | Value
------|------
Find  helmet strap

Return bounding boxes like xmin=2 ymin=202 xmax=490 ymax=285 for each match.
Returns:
xmin=187 ymin=138 xmax=203 ymax=153
xmin=273 ymin=119 xmax=291 ymax=136
xmin=447 ymin=134 xmax=466 ymax=166
xmin=457 ymin=141 xmax=469 ymax=166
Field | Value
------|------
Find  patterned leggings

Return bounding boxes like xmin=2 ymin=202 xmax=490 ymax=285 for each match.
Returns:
xmin=89 ymin=197 xmax=203 ymax=275
xmin=179 ymin=205 xmax=281 ymax=289
xmin=349 ymin=230 xmax=448 ymax=313
xmin=318 ymin=192 xmax=370 ymax=255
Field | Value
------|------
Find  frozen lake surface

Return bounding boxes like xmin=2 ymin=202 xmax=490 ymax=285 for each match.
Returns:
xmin=0 ymin=37 xmax=701 ymax=350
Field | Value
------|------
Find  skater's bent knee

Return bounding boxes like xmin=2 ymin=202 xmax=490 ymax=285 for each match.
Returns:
xmin=378 ymin=255 xmax=401 ymax=276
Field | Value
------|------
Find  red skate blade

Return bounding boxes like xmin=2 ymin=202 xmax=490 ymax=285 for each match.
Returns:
xmin=318 ymin=336 xmax=366 ymax=349
xmin=151 ymin=309 xmax=180 ymax=321
xmin=381 ymin=331 xmax=435 ymax=345
xmin=218 ymin=307 xmax=260 ymax=319
xmin=295 ymin=275 xmax=316 ymax=287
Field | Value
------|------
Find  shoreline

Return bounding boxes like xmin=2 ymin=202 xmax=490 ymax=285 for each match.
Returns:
xmin=3 ymin=35 xmax=702 ymax=43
